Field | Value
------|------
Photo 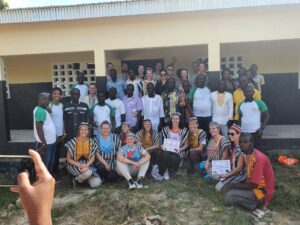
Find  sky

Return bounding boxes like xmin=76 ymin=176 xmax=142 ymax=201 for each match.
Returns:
xmin=6 ymin=0 xmax=124 ymax=8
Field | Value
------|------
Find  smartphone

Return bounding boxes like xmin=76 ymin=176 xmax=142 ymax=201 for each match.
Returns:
xmin=0 ymin=155 xmax=35 ymax=187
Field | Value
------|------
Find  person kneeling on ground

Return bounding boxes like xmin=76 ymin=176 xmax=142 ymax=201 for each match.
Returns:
xmin=65 ymin=122 xmax=101 ymax=188
xmin=215 ymin=124 xmax=246 ymax=192
xmin=223 ymin=133 xmax=274 ymax=218
xmin=94 ymin=121 xmax=121 ymax=182
xmin=116 ymin=132 xmax=151 ymax=189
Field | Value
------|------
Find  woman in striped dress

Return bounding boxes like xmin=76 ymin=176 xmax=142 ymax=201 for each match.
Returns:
xmin=201 ymin=122 xmax=231 ymax=182
xmin=135 ymin=119 xmax=160 ymax=166
xmin=65 ymin=123 xmax=101 ymax=188
xmin=94 ymin=121 xmax=121 ymax=182
xmin=215 ymin=124 xmax=246 ymax=192
xmin=154 ymin=112 xmax=189 ymax=181
xmin=187 ymin=117 xmax=207 ymax=169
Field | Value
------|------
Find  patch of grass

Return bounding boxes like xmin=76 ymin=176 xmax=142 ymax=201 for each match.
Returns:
xmin=0 ymin=187 xmax=17 ymax=209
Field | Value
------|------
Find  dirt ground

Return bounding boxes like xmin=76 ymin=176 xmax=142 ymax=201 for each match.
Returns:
xmin=1 ymin=150 xmax=300 ymax=225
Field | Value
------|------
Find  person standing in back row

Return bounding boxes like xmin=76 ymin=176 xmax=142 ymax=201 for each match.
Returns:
xmin=81 ymin=83 xmax=98 ymax=110
xmin=238 ymin=84 xmax=270 ymax=148
xmin=211 ymin=80 xmax=233 ymax=137
xmin=233 ymin=75 xmax=261 ymax=120
xmin=64 ymin=88 xmax=90 ymax=140
xmin=250 ymin=64 xmax=265 ymax=94
xmin=187 ymin=74 xmax=212 ymax=136
xmin=49 ymin=87 xmax=65 ymax=175
xmin=33 ymin=92 xmax=57 ymax=173
xmin=70 ymin=72 xmax=89 ymax=101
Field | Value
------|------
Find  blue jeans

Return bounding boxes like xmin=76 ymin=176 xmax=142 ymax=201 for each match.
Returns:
xmin=43 ymin=143 xmax=56 ymax=174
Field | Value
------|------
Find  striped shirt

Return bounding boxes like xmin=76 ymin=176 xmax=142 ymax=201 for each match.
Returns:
xmin=135 ymin=129 xmax=160 ymax=147
xmin=94 ymin=134 xmax=121 ymax=170
xmin=65 ymin=138 xmax=98 ymax=176
xmin=161 ymin=127 xmax=189 ymax=159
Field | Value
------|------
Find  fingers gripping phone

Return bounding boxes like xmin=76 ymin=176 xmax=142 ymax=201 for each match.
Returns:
xmin=0 ymin=155 xmax=36 ymax=187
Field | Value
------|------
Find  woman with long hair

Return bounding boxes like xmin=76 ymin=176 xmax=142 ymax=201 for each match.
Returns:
xmin=65 ymin=123 xmax=101 ymax=188
xmin=136 ymin=119 xmax=160 ymax=166
xmin=153 ymin=113 xmax=189 ymax=181
xmin=215 ymin=124 xmax=246 ymax=191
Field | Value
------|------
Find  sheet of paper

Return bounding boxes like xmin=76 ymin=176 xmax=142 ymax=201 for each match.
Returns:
xmin=212 ymin=160 xmax=231 ymax=175
xmin=163 ymin=138 xmax=180 ymax=153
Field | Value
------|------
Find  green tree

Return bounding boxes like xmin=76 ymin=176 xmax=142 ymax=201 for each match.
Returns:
xmin=0 ymin=0 xmax=9 ymax=10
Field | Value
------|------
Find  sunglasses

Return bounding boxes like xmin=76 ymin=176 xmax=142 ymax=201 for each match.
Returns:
xmin=227 ymin=132 xmax=236 ymax=136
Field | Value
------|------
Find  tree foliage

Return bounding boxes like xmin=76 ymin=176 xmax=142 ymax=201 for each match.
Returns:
xmin=0 ymin=0 xmax=9 ymax=10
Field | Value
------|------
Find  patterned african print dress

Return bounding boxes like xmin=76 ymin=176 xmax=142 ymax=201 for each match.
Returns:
xmin=65 ymin=137 xmax=99 ymax=177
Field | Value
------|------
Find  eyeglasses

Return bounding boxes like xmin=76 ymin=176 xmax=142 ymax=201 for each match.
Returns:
xmin=227 ymin=132 xmax=236 ymax=136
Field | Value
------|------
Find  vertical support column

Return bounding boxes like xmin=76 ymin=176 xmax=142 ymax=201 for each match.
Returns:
xmin=208 ymin=42 xmax=221 ymax=91
xmin=0 ymin=57 xmax=10 ymax=142
xmin=94 ymin=49 xmax=107 ymax=93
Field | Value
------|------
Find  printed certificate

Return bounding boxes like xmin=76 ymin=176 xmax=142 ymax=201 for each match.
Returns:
xmin=212 ymin=160 xmax=231 ymax=175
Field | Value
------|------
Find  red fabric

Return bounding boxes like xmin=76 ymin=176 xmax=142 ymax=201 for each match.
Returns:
xmin=248 ymin=149 xmax=275 ymax=202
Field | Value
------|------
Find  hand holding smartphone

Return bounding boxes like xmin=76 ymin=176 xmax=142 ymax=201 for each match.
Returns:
xmin=0 ymin=155 xmax=35 ymax=187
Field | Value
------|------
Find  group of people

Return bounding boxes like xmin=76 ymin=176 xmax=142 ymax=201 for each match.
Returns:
xmin=32 ymin=60 xmax=273 ymax=216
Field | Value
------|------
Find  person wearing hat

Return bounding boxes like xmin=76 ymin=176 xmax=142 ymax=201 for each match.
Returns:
xmin=116 ymin=132 xmax=151 ymax=189
xmin=65 ymin=122 xmax=101 ymax=188
xmin=215 ymin=124 xmax=246 ymax=192
xmin=34 ymin=92 xmax=57 ymax=173
xmin=187 ymin=117 xmax=207 ymax=170
xmin=201 ymin=122 xmax=231 ymax=182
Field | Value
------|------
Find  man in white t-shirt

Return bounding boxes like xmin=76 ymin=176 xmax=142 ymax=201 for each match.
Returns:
xmin=33 ymin=92 xmax=56 ymax=173
xmin=141 ymin=82 xmax=165 ymax=131
xmin=211 ymin=80 xmax=233 ymax=137
xmin=106 ymin=87 xmax=126 ymax=133
xmin=92 ymin=92 xmax=116 ymax=135
xmin=70 ymin=72 xmax=89 ymax=101
xmin=238 ymin=84 xmax=270 ymax=147
xmin=187 ymin=74 xmax=212 ymax=135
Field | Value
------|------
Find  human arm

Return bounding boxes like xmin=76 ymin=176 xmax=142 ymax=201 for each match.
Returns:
xmin=36 ymin=122 xmax=47 ymax=146
xmin=221 ymin=154 xmax=245 ymax=179
xmin=11 ymin=150 xmax=55 ymax=225
xmin=221 ymin=147 xmax=230 ymax=160
xmin=117 ymin=153 xmax=138 ymax=166
xmin=137 ymin=150 xmax=151 ymax=166
xmin=179 ymin=139 xmax=189 ymax=152
xmin=228 ymin=94 xmax=234 ymax=120
xmin=66 ymin=150 xmax=82 ymax=168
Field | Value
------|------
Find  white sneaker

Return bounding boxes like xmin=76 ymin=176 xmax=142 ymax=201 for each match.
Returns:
xmin=128 ymin=180 xmax=136 ymax=190
xmin=135 ymin=180 xmax=143 ymax=189
xmin=164 ymin=169 xmax=170 ymax=180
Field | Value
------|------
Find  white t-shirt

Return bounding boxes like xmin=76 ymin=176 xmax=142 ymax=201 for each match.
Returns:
xmin=238 ymin=100 xmax=268 ymax=133
xmin=33 ymin=106 xmax=56 ymax=144
xmin=105 ymin=98 xmax=125 ymax=128
xmin=49 ymin=102 xmax=64 ymax=136
xmin=141 ymin=95 xmax=165 ymax=130
xmin=93 ymin=104 xmax=114 ymax=134
xmin=74 ymin=84 xmax=89 ymax=100
xmin=192 ymin=87 xmax=212 ymax=117
xmin=211 ymin=91 xmax=233 ymax=125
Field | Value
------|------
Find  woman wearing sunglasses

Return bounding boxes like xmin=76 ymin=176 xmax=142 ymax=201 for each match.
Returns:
xmin=215 ymin=124 xmax=246 ymax=192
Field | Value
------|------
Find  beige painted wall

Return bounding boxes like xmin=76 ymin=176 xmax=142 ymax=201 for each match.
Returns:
xmin=1 ymin=5 xmax=300 ymax=75
xmin=5 ymin=51 xmax=94 ymax=84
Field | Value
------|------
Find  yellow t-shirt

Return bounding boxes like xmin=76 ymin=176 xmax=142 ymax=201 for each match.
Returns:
xmin=233 ymin=88 xmax=261 ymax=120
